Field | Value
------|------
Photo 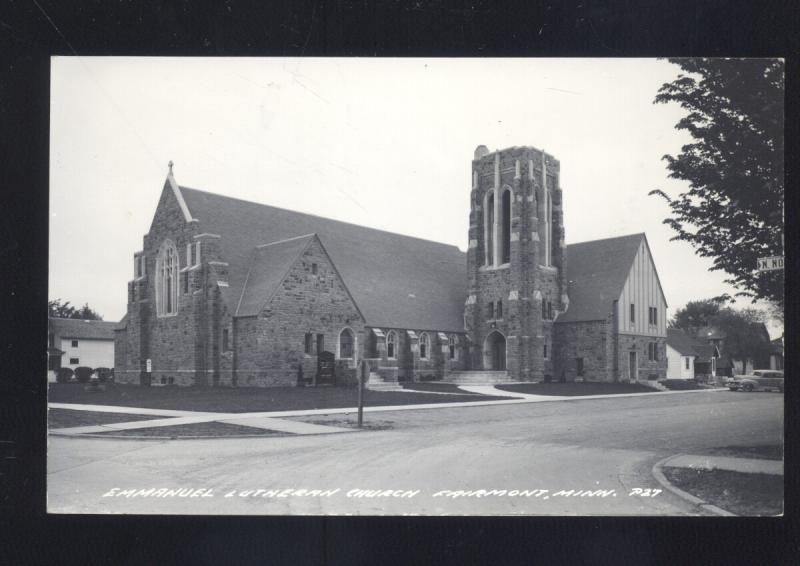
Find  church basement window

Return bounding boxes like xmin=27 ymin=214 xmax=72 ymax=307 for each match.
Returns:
xmin=576 ymin=357 xmax=584 ymax=376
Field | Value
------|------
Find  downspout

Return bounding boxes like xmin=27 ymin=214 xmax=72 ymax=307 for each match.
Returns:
xmin=612 ymin=299 xmax=619 ymax=382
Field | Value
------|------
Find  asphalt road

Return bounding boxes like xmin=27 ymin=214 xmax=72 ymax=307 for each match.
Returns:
xmin=47 ymin=390 xmax=783 ymax=515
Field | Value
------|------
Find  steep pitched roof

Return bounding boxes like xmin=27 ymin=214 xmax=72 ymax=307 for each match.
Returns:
xmin=236 ymin=234 xmax=316 ymax=316
xmin=179 ymin=186 xmax=468 ymax=332
xmin=49 ymin=318 xmax=118 ymax=340
xmin=667 ymin=328 xmax=701 ymax=356
xmin=556 ymin=233 xmax=645 ymax=323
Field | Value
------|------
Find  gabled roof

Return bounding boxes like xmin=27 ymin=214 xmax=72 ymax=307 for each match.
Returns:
xmin=667 ymin=328 xmax=700 ymax=356
xmin=179 ymin=186 xmax=468 ymax=332
xmin=556 ymin=233 xmax=645 ymax=323
xmin=693 ymin=343 xmax=719 ymax=364
xmin=236 ymin=234 xmax=317 ymax=316
xmin=49 ymin=318 xmax=118 ymax=340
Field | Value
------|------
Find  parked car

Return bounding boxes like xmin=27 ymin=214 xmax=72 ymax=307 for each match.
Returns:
xmin=728 ymin=370 xmax=784 ymax=392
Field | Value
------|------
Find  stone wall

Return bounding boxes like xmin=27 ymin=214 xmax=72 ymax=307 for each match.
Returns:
xmin=554 ymin=318 xmax=614 ymax=382
xmin=617 ymin=334 xmax=667 ymax=382
xmin=233 ymin=237 xmax=366 ymax=387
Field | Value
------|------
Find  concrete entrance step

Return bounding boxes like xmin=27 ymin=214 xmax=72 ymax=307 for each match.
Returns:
xmin=442 ymin=371 xmax=511 ymax=385
xmin=366 ymin=372 xmax=404 ymax=392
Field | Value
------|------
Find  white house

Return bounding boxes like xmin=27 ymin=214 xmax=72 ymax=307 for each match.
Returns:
xmin=48 ymin=318 xmax=117 ymax=381
xmin=666 ymin=328 xmax=699 ymax=379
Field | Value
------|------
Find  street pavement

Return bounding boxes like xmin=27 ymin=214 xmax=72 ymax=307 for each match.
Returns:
xmin=47 ymin=390 xmax=783 ymax=516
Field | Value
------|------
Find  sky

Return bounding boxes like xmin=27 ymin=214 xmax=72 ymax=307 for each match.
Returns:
xmin=49 ymin=57 xmax=783 ymax=337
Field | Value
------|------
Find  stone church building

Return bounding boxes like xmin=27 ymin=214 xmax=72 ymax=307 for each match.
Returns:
xmin=115 ymin=145 xmax=668 ymax=387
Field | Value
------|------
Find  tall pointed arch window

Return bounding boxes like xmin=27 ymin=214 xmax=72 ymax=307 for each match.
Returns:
xmin=156 ymin=240 xmax=179 ymax=316
xmin=419 ymin=332 xmax=430 ymax=360
xmin=386 ymin=330 xmax=397 ymax=360
xmin=501 ymin=187 xmax=511 ymax=264
xmin=484 ymin=190 xmax=495 ymax=266
xmin=339 ymin=327 xmax=354 ymax=359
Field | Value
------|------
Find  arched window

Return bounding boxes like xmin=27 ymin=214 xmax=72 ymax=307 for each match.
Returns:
xmin=386 ymin=330 xmax=397 ymax=359
xmin=484 ymin=190 xmax=495 ymax=266
xmin=448 ymin=335 xmax=456 ymax=360
xmin=339 ymin=327 xmax=354 ymax=359
xmin=501 ymin=187 xmax=511 ymax=264
xmin=419 ymin=332 xmax=430 ymax=360
xmin=156 ymin=240 xmax=179 ymax=316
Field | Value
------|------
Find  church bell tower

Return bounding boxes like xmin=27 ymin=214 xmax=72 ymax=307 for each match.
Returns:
xmin=464 ymin=145 xmax=568 ymax=380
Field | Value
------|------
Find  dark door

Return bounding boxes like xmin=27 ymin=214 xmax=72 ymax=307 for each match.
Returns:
xmin=317 ymin=351 xmax=335 ymax=386
xmin=493 ymin=338 xmax=506 ymax=370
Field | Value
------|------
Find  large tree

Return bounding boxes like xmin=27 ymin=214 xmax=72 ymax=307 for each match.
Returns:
xmin=671 ymin=300 xmax=772 ymax=367
xmin=48 ymin=299 xmax=103 ymax=321
xmin=650 ymin=58 xmax=784 ymax=308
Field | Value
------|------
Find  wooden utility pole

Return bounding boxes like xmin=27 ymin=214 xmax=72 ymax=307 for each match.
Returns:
xmin=357 ymin=360 xmax=369 ymax=428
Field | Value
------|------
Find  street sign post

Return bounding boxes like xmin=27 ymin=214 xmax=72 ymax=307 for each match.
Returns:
xmin=757 ymin=256 xmax=784 ymax=272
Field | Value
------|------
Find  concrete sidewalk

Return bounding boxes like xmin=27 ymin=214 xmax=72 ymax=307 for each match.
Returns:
xmin=662 ymin=454 xmax=783 ymax=476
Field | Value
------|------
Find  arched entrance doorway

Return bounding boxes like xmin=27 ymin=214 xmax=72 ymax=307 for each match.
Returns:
xmin=483 ymin=331 xmax=507 ymax=370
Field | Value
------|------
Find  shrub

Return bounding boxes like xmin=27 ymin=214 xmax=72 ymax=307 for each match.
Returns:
xmin=660 ymin=379 xmax=702 ymax=391
xmin=74 ymin=366 xmax=93 ymax=383
xmin=56 ymin=367 xmax=74 ymax=383
xmin=95 ymin=367 xmax=112 ymax=383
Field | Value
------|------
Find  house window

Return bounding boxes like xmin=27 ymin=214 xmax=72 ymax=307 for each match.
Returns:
xmin=386 ymin=330 xmax=396 ymax=359
xmin=448 ymin=335 xmax=456 ymax=360
xmin=222 ymin=329 xmax=230 ymax=352
xmin=71 ymin=339 xmax=79 ymax=348
xmin=501 ymin=187 xmax=511 ymax=264
xmin=648 ymin=307 xmax=658 ymax=325
xmin=311 ymin=263 xmax=318 ymax=275
xmin=339 ymin=328 xmax=354 ymax=359
xmin=685 ymin=357 xmax=690 ymax=370
xmin=487 ymin=301 xmax=494 ymax=319
xmin=497 ymin=300 xmax=503 ymax=319
xmin=304 ymin=333 xmax=313 ymax=355
xmin=419 ymin=332 xmax=430 ymax=360
xmin=630 ymin=303 xmax=635 ymax=324
xmin=647 ymin=342 xmax=659 ymax=362
xmin=183 ymin=271 xmax=190 ymax=294
xmin=69 ymin=358 xmax=79 ymax=365
xmin=156 ymin=240 xmax=179 ymax=316
xmin=576 ymin=357 xmax=584 ymax=376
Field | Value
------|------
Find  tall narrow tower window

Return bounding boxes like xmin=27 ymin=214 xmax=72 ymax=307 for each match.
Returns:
xmin=156 ymin=240 xmax=179 ymax=316
xmin=485 ymin=190 xmax=495 ymax=266
xmin=501 ymin=188 xmax=511 ymax=264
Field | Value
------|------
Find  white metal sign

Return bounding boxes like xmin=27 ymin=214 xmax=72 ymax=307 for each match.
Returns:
xmin=757 ymin=256 xmax=783 ymax=271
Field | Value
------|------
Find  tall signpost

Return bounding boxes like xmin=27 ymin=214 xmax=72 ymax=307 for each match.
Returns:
xmin=357 ymin=360 xmax=369 ymax=428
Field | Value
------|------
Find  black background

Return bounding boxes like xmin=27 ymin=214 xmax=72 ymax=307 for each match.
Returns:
xmin=0 ymin=1 xmax=797 ymax=564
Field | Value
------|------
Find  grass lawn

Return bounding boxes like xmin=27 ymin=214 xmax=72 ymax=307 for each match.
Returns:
xmin=48 ymin=408 xmax=168 ymax=429
xmin=98 ymin=421 xmax=283 ymax=438
xmin=663 ymin=467 xmax=783 ymax=516
xmin=494 ymin=381 xmax=659 ymax=396
xmin=705 ymin=444 xmax=783 ymax=461
xmin=48 ymin=382 xmax=512 ymax=413
xmin=401 ymin=382 xmax=478 ymax=394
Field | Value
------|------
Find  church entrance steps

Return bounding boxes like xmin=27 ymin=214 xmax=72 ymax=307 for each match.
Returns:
xmin=366 ymin=372 xmax=404 ymax=391
xmin=442 ymin=371 xmax=512 ymax=385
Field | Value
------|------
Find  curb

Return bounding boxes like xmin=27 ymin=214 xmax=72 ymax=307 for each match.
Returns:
xmin=651 ymin=454 xmax=736 ymax=517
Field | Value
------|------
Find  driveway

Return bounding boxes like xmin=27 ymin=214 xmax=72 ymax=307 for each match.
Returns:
xmin=47 ymin=390 xmax=783 ymax=515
